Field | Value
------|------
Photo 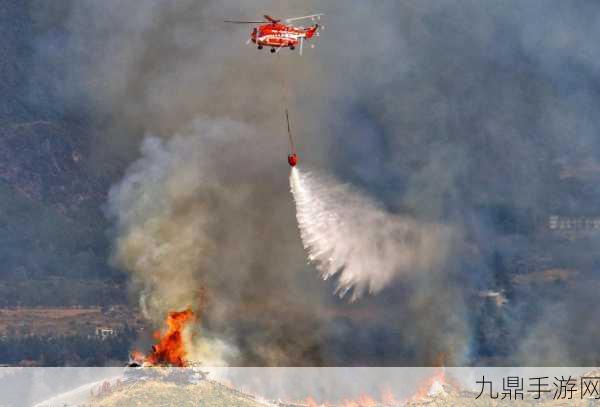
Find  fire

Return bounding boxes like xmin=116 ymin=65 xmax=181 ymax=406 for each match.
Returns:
xmin=305 ymin=396 xmax=320 ymax=407
xmin=302 ymin=390 xmax=398 ymax=407
xmin=405 ymin=353 xmax=450 ymax=402
xmin=409 ymin=368 xmax=446 ymax=402
xmin=132 ymin=309 xmax=195 ymax=367
xmin=341 ymin=394 xmax=378 ymax=407
xmin=380 ymin=387 xmax=398 ymax=405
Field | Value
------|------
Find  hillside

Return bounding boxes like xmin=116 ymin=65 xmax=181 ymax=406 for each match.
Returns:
xmin=0 ymin=1 xmax=127 ymax=306
xmin=96 ymin=380 xmax=268 ymax=407
xmin=82 ymin=371 xmax=600 ymax=406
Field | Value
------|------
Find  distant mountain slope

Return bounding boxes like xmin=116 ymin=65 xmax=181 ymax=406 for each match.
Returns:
xmin=0 ymin=1 xmax=126 ymax=305
xmin=0 ymin=0 xmax=35 ymax=120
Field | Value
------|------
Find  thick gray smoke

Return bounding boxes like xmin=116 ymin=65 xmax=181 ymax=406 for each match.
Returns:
xmin=106 ymin=118 xmax=267 ymax=364
xmin=290 ymin=167 xmax=455 ymax=300
xmin=104 ymin=115 xmax=335 ymax=365
xmin=28 ymin=0 xmax=600 ymax=366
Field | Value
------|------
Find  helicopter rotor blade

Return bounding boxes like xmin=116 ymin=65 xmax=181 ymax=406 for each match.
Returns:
xmin=224 ymin=20 xmax=266 ymax=24
xmin=264 ymin=15 xmax=281 ymax=23
xmin=284 ymin=13 xmax=324 ymax=23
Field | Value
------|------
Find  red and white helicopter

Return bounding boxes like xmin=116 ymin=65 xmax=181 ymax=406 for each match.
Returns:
xmin=225 ymin=14 xmax=324 ymax=55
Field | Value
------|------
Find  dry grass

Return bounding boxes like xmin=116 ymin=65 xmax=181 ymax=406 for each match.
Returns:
xmin=95 ymin=380 xmax=267 ymax=407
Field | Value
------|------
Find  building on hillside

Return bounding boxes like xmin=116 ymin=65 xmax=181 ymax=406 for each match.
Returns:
xmin=95 ymin=327 xmax=116 ymax=340
xmin=548 ymin=215 xmax=600 ymax=238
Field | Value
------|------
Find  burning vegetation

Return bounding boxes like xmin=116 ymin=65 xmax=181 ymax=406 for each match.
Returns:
xmin=296 ymin=366 xmax=453 ymax=407
xmin=131 ymin=309 xmax=195 ymax=367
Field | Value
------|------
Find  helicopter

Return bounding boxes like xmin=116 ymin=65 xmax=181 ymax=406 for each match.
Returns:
xmin=225 ymin=14 xmax=323 ymax=55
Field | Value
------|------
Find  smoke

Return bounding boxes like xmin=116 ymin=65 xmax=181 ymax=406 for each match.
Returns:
xmin=106 ymin=118 xmax=257 ymax=365
xmin=290 ymin=167 xmax=455 ymax=300
xmin=105 ymin=115 xmax=333 ymax=366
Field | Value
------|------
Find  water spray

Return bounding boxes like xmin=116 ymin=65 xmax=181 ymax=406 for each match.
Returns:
xmin=290 ymin=167 xmax=454 ymax=300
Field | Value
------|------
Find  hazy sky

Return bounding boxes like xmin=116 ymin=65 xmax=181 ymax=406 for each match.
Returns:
xmin=23 ymin=0 xmax=600 ymax=366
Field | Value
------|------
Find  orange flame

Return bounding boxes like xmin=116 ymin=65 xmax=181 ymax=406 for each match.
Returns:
xmin=409 ymin=368 xmax=446 ymax=402
xmin=134 ymin=309 xmax=195 ymax=367
xmin=380 ymin=386 xmax=398 ymax=405
xmin=302 ymin=389 xmax=399 ymax=407
xmin=341 ymin=394 xmax=378 ymax=407
xmin=305 ymin=396 xmax=320 ymax=407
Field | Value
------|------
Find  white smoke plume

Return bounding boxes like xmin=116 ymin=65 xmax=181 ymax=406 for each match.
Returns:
xmin=106 ymin=118 xmax=255 ymax=365
xmin=290 ymin=167 xmax=455 ymax=301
